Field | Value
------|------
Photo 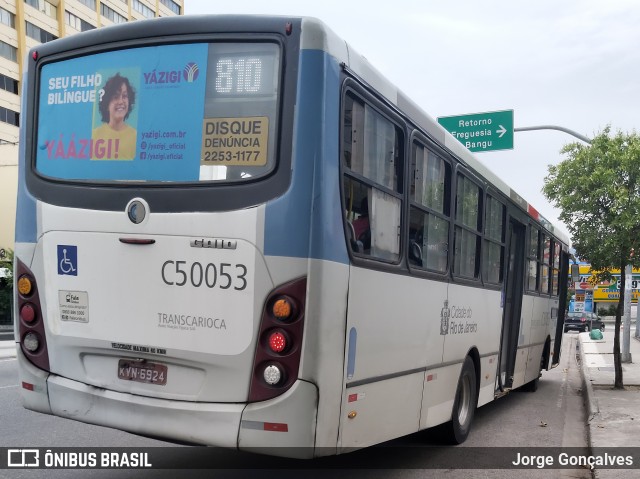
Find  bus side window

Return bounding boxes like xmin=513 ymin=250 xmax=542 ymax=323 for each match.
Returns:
xmin=409 ymin=142 xmax=450 ymax=273
xmin=527 ymin=227 xmax=540 ymax=292
xmin=483 ymin=195 xmax=505 ymax=285
xmin=342 ymin=92 xmax=402 ymax=263
xmin=453 ymin=173 xmax=482 ymax=279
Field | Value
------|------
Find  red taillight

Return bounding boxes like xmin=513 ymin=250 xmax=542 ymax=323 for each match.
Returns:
xmin=20 ymin=303 xmax=36 ymax=323
xmin=581 ymin=317 xmax=587 ymax=322
xmin=249 ymin=277 xmax=306 ymax=402
xmin=16 ymin=259 xmax=50 ymax=371
xmin=268 ymin=330 xmax=288 ymax=353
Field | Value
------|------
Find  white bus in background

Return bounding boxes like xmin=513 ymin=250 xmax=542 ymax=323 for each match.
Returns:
xmin=14 ymin=15 xmax=569 ymax=457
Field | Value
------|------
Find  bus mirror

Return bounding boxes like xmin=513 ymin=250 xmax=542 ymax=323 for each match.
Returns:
xmin=570 ymin=264 xmax=580 ymax=282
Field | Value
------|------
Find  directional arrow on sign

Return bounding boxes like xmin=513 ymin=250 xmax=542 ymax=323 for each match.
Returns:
xmin=497 ymin=125 xmax=507 ymax=138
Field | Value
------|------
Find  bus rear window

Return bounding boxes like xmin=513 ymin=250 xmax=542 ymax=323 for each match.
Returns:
xmin=35 ymin=42 xmax=281 ymax=183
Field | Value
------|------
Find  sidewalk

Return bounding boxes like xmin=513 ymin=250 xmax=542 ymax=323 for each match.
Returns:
xmin=578 ymin=321 xmax=640 ymax=479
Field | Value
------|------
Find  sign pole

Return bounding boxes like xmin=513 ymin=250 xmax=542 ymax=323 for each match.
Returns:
xmin=637 ymin=279 xmax=640 ymax=339
xmin=623 ymin=264 xmax=632 ymax=362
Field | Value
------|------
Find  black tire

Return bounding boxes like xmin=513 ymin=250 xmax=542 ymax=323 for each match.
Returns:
xmin=443 ymin=356 xmax=477 ymax=444
xmin=523 ymin=348 xmax=545 ymax=392
xmin=584 ymin=325 xmax=590 ymax=333
xmin=524 ymin=376 xmax=539 ymax=392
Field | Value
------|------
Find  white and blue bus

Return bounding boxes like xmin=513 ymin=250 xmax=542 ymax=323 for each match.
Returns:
xmin=14 ymin=15 xmax=569 ymax=457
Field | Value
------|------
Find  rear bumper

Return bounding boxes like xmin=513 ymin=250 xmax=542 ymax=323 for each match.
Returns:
xmin=18 ymin=350 xmax=319 ymax=455
xmin=47 ymin=374 xmax=244 ymax=447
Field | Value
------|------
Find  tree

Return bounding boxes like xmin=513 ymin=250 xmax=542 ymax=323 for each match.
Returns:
xmin=543 ymin=127 xmax=640 ymax=389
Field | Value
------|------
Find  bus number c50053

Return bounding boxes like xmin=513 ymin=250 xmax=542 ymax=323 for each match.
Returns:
xmin=161 ymin=260 xmax=248 ymax=291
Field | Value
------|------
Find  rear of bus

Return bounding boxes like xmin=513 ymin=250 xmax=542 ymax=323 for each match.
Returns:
xmin=14 ymin=16 xmax=348 ymax=456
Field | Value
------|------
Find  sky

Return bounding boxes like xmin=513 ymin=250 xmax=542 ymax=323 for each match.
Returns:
xmin=185 ymin=0 xmax=640 ymax=238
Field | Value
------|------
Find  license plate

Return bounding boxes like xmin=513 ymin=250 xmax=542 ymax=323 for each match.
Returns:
xmin=118 ymin=359 xmax=167 ymax=386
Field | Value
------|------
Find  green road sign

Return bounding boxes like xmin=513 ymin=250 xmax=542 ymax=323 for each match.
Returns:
xmin=437 ymin=109 xmax=514 ymax=153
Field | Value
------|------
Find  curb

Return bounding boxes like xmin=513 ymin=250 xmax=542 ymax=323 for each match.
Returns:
xmin=576 ymin=335 xmax=600 ymax=479
xmin=577 ymin=335 xmax=599 ymax=420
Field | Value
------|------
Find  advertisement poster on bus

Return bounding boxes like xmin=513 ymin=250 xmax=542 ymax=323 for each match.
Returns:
xmin=36 ymin=44 xmax=209 ymax=182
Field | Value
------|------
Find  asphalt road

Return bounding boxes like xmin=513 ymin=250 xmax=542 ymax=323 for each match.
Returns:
xmin=0 ymin=334 xmax=590 ymax=479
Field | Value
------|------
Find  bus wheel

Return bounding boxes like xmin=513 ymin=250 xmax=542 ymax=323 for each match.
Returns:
xmin=523 ymin=371 xmax=540 ymax=392
xmin=444 ymin=356 xmax=477 ymax=444
xmin=523 ymin=343 xmax=548 ymax=392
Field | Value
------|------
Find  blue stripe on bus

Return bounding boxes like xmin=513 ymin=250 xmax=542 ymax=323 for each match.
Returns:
xmin=15 ymin=74 xmax=37 ymax=244
xmin=264 ymin=50 xmax=349 ymax=265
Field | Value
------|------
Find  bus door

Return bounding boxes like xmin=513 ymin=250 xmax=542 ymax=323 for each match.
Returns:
xmin=552 ymin=250 xmax=570 ymax=366
xmin=498 ymin=219 xmax=526 ymax=391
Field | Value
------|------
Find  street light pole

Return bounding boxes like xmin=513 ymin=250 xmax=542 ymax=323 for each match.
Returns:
xmin=514 ymin=125 xmax=592 ymax=144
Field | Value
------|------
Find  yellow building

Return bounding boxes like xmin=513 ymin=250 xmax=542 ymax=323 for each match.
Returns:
xmin=574 ymin=263 xmax=639 ymax=304
xmin=0 ymin=0 xmax=183 ymax=253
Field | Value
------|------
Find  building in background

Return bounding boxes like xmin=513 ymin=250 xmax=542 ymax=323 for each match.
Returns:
xmin=0 ymin=0 xmax=184 ymax=253
xmin=568 ymin=261 xmax=639 ymax=315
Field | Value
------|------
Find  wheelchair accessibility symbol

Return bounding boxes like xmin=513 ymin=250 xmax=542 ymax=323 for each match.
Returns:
xmin=57 ymin=245 xmax=78 ymax=276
